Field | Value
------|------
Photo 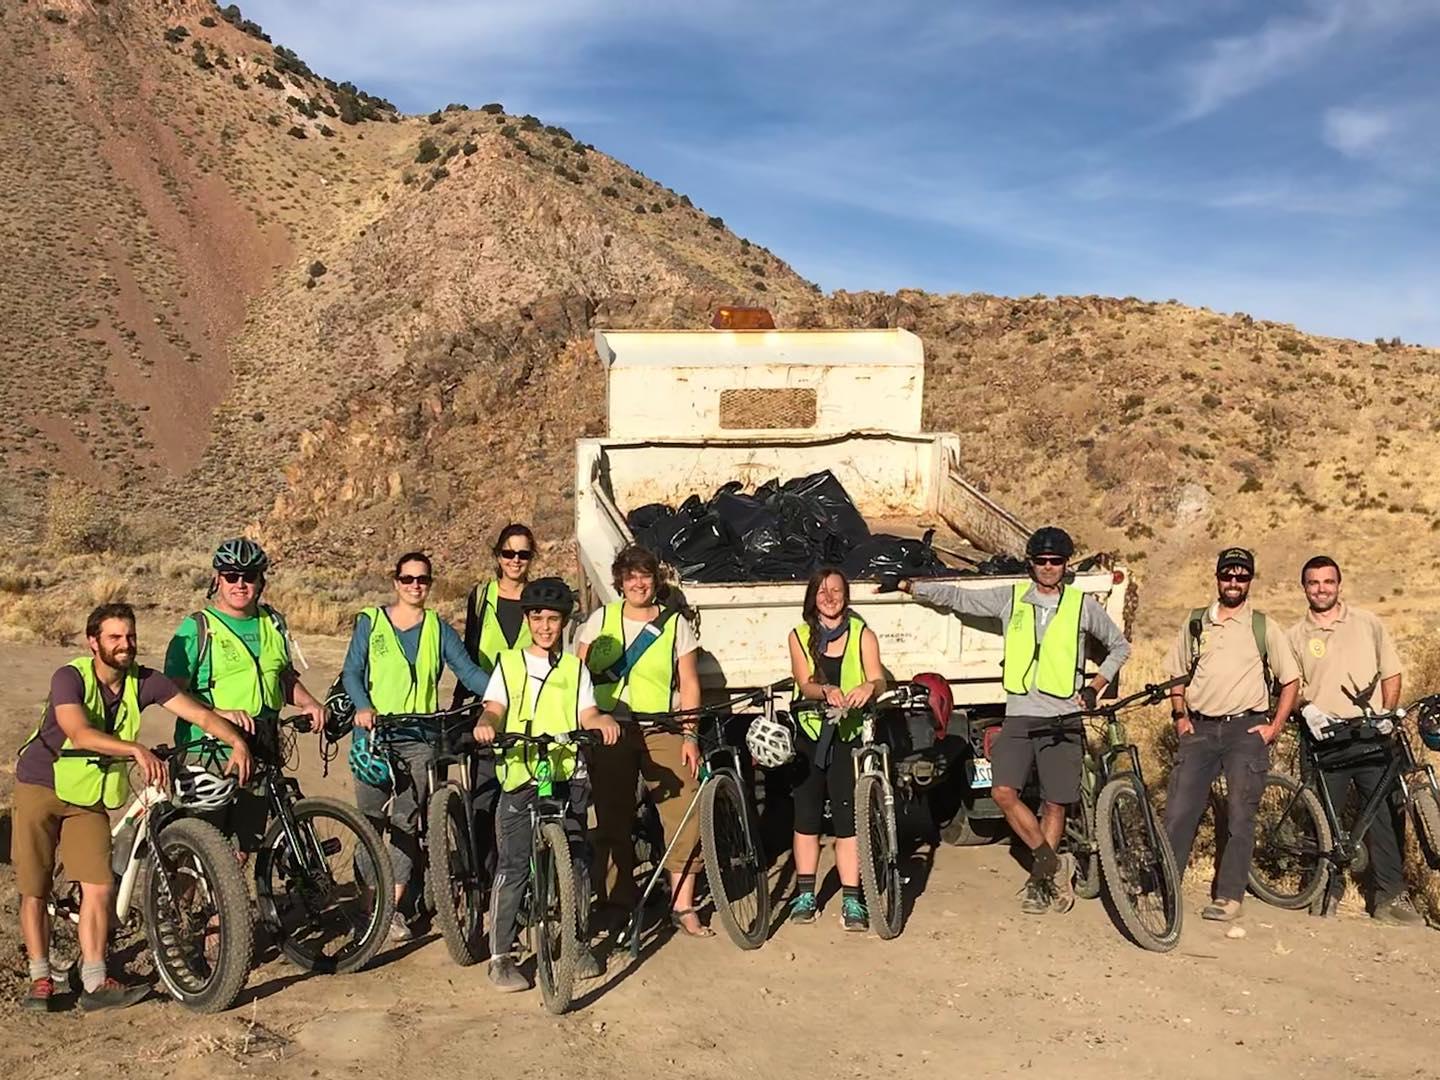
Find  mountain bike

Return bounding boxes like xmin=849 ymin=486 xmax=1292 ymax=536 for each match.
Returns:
xmin=848 ymin=683 xmax=949 ymax=940
xmin=489 ymin=729 xmax=600 ymax=1015
xmin=250 ymin=716 xmax=394 ymax=974
xmin=1033 ymin=677 xmax=1187 ymax=952
xmin=368 ymin=704 xmax=492 ymax=966
xmin=48 ymin=737 xmax=253 ymax=1012
xmin=621 ymin=684 xmax=778 ymax=956
xmin=1248 ymin=694 xmax=1440 ymax=912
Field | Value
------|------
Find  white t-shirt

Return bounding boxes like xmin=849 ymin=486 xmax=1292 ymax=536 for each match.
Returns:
xmin=482 ymin=651 xmax=597 ymax=716
xmin=576 ymin=607 xmax=700 ymax=656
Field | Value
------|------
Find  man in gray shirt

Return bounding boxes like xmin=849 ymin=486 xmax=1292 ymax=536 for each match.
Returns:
xmin=887 ymin=526 xmax=1130 ymax=915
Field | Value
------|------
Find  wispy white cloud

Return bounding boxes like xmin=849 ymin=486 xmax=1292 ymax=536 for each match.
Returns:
xmin=1323 ymin=104 xmax=1397 ymax=155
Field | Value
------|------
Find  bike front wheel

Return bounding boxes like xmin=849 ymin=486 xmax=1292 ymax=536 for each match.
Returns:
xmin=700 ymin=772 xmax=771 ymax=949
xmin=426 ymin=784 xmax=487 ymax=966
xmin=142 ymin=817 xmax=254 ymax=1013
xmin=1412 ymin=785 xmax=1440 ymax=871
xmin=534 ymin=821 xmax=579 ymax=1015
xmin=1096 ymin=774 xmax=1182 ymax=952
xmin=855 ymin=773 xmax=904 ymax=939
xmin=1248 ymin=772 xmax=1331 ymax=909
xmin=254 ymin=796 xmax=394 ymax=974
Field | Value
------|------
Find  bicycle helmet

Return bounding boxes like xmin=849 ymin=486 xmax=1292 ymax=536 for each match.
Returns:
xmin=324 ymin=681 xmax=355 ymax=742
xmin=745 ymin=712 xmax=795 ymax=769
xmin=520 ymin=577 xmax=576 ymax=618
xmin=348 ymin=728 xmax=393 ymax=787
xmin=213 ymin=537 xmax=270 ymax=574
xmin=1415 ymin=698 xmax=1440 ymax=752
xmin=910 ymin=672 xmax=954 ymax=739
xmin=172 ymin=764 xmax=240 ymax=811
xmin=1025 ymin=526 xmax=1074 ymax=561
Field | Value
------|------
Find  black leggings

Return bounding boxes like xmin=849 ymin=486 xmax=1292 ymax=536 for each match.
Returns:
xmin=791 ymin=732 xmax=857 ymax=838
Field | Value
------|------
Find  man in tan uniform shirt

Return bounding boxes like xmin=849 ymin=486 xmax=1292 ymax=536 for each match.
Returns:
xmin=1289 ymin=555 xmax=1420 ymax=925
xmin=1163 ymin=547 xmax=1300 ymax=921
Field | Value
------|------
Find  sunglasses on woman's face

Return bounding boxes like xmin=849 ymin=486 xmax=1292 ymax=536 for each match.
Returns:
xmin=218 ymin=570 xmax=262 ymax=585
xmin=396 ymin=574 xmax=433 ymax=586
xmin=497 ymin=550 xmax=533 ymax=562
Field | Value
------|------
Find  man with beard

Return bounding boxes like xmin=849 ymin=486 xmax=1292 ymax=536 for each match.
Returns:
xmin=1288 ymin=555 xmax=1420 ymax=925
xmin=1163 ymin=547 xmax=1300 ymax=922
xmin=13 ymin=603 xmax=253 ymax=1012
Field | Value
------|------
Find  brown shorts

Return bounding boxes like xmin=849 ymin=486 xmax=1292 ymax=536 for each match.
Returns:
xmin=11 ymin=781 xmax=112 ymax=896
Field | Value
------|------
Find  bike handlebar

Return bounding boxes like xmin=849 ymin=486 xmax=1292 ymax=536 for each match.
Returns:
xmin=625 ymin=677 xmax=796 ymax=729
xmin=375 ymin=702 xmax=486 ymax=727
xmin=489 ymin=730 xmax=601 ymax=751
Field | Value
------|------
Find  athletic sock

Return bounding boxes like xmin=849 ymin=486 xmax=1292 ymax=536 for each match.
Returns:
xmin=841 ymin=885 xmax=863 ymax=903
xmin=80 ymin=960 xmax=106 ymax=994
xmin=28 ymin=957 xmax=50 ymax=982
xmin=1031 ymin=842 xmax=1059 ymax=879
xmin=795 ymin=874 xmax=817 ymax=896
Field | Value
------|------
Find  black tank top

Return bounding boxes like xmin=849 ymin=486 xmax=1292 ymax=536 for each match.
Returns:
xmin=817 ymin=651 xmax=843 ymax=687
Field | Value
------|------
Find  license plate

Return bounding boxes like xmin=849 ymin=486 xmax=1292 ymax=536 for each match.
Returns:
xmin=967 ymin=758 xmax=993 ymax=789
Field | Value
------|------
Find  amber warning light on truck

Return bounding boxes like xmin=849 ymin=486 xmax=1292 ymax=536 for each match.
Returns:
xmin=711 ymin=306 xmax=776 ymax=330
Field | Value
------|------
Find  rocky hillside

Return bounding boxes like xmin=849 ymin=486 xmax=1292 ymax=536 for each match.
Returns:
xmin=0 ymin=0 xmax=814 ymax=549
xmin=4 ymin=1 xmax=1440 ymax=647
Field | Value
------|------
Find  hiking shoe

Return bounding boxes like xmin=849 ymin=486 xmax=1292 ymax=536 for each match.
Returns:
xmin=1201 ymin=898 xmax=1242 ymax=922
xmin=22 ymin=977 xmax=55 ymax=1012
xmin=840 ymin=896 xmax=869 ymax=933
xmin=1052 ymin=853 xmax=1077 ymax=914
xmin=788 ymin=891 xmax=819 ymax=925
xmin=1373 ymin=896 xmax=1426 ymax=927
xmin=487 ymin=956 xmax=528 ymax=993
xmin=576 ymin=945 xmax=603 ymax=979
xmin=78 ymin=978 xmax=149 ymax=1012
xmin=387 ymin=912 xmax=414 ymax=943
xmin=1020 ymin=875 xmax=1057 ymax=915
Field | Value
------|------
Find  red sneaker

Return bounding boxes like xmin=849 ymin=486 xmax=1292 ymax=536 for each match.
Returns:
xmin=22 ymin=977 xmax=55 ymax=1012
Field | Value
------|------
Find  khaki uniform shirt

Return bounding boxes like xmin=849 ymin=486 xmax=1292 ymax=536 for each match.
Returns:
xmin=1287 ymin=603 xmax=1401 ymax=718
xmin=1164 ymin=601 xmax=1300 ymax=715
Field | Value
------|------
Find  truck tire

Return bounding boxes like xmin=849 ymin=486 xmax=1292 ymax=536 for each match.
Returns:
xmin=940 ymin=808 xmax=1004 ymax=846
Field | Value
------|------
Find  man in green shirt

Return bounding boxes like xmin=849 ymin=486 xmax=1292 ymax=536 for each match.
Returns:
xmin=164 ymin=538 xmax=326 ymax=850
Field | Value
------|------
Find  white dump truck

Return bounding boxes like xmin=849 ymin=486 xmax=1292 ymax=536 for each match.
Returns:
xmin=574 ymin=313 xmax=1135 ymax=841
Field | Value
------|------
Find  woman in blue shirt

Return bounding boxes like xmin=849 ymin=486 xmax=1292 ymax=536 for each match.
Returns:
xmin=342 ymin=551 xmax=492 ymax=941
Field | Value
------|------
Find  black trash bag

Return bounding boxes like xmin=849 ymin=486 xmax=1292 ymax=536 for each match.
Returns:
xmin=840 ymin=533 xmax=949 ymax=581
xmin=715 ymin=492 xmax=814 ymax=580
xmin=778 ymin=471 xmax=870 ymax=548
xmin=973 ymin=553 xmax=1029 ymax=576
xmin=627 ymin=503 xmax=685 ymax=561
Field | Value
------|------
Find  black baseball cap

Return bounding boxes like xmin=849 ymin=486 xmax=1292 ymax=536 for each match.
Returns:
xmin=1216 ymin=547 xmax=1255 ymax=575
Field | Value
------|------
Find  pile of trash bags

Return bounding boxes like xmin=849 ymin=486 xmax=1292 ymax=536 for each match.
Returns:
xmin=627 ymin=470 xmax=998 ymax=583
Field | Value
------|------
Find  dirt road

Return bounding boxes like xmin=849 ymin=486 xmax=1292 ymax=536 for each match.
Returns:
xmin=2 ymin=636 xmax=1437 ymax=1080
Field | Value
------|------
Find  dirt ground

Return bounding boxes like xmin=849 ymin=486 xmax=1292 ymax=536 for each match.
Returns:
xmin=2 ymin=632 xmax=1438 ymax=1080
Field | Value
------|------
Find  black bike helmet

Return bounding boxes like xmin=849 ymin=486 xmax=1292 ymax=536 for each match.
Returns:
xmin=213 ymin=537 xmax=270 ymax=573
xmin=520 ymin=577 xmax=576 ymax=618
xmin=1025 ymin=526 xmax=1075 ymax=560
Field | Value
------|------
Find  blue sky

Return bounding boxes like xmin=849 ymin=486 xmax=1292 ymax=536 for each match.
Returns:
xmin=241 ymin=0 xmax=1440 ymax=344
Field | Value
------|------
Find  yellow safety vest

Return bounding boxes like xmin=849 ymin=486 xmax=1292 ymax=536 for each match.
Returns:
xmin=793 ymin=615 xmax=867 ymax=742
xmin=470 ymin=581 xmax=531 ymax=675
xmin=362 ymin=606 xmax=441 ymax=714
xmin=585 ymin=602 xmax=678 ymax=713
xmin=1001 ymin=583 xmax=1083 ymax=697
xmin=495 ymin=649 xmax=582 ymax=792
xmin=22 ymin=658 xmax=142 ymax=808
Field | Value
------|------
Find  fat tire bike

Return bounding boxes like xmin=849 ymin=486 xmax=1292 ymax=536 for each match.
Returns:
xmin=48 ymin=737 xmax=253 ymax=1012
xmin=251 ymin=716 xmax=394 ymax=974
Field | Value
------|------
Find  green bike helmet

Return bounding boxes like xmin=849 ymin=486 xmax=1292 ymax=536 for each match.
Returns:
xmin=213 ymin=537 xmax=270 ymax=574
xmin=348 ymin=728 xmax=392 ymax=787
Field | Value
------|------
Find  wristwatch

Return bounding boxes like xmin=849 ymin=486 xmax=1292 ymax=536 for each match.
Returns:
xmin=1171 ymin=709 xmax=1186 ymax=722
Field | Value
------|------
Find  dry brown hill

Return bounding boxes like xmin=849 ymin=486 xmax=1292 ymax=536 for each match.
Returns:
xmin=4 ymin=0 xmax=1440 ymax=654
xmin=0 ymin=0 xmax=814 ymax=550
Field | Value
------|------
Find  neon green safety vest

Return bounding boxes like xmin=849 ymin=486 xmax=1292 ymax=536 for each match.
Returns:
xmin=22 ymin=658 xmax=142 ymax=808
xmin=1001 ymin=582 xmax=1083 ymax=698
xmin=363 ymin=607 xmax=441 ymax=714
xmin=793 ymin=614 xmax=867 ymax=742
xmin=177 ymin=607 xmax=291 ymax=748
xmin=471 ymin=581 xmax=531 ymax=675
xmin=585 ymin=601 xmax=678 ymax=713
xmin=495 ymin=649 xmax=582 ymax=792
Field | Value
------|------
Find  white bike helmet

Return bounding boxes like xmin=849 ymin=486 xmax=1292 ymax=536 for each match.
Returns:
xmin=746 ymin=712 xmax=796 ymax=769
xmin=172 ymin=764 xmax=239 ymax=811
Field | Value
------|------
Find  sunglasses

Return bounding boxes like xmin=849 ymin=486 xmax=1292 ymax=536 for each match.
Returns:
xmin=497 ymin=550 xmax=534 ymax=562
xmin=1218 ymin=571 xmax=1252 ymax=582
xmin=1030 ymin=556 xmax=1066 ymax=567
xmin=218 ymin=570 xmax=262 ymax=585
xmin=396 ymin=574 xmax=433 ymax=586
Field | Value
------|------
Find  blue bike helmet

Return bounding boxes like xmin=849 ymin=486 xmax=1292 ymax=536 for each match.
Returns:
xmin=1415 ymin=699 xmax=1440 ymax=753
xmin=348 ymin=728 xmax=392 ymax=787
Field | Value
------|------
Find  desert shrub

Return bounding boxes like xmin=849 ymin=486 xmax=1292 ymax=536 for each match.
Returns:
xmin=318 ymin=123 xmax=335 ymax=137
xmin=191 ymin=43 xmax=213 ymax=69
xmin=679 ymin=194 xmax=693 ymax=207
xmin=43 ymin=8 xmax=68 ymax=22
xmin=520 ymin=114 xmax=540 ymax=130
xmin=628 ymin=177 xmax=642 ymax=189
xmin=601 ymin=185 xmax=619 ymax=198
xmin=706 ymin=215 xmax=724 ymax=229
xmin=163 ymin=25 xmax=190 ymax=43
xmin=287 ymin=125 xmax=307 ymax=139
xmin=43 ymin=482 xmax=125 ymax=555
xmin=258 ymin=69 xmax=283 ymax=90
xmin=427 ymin=110 xmax=443 ymax=124
xmin=499 ymin=124 xmax=517 ymax=137
xmin=415 ymin=138 xmax=440 ymax=163
xmin=272 ymin=46 xmax=313 ymax=79
xmin=570 ymin=141 xmax=587 ymax=154
xmin=634 ymin=204 xmax=647 ymax=214
xmin=431 ymin=165 xmax=449 ymax=181
xmin=336 ymin=93 xmax=362 ymax=124
xmin=462 ymin=140 xmax=478 ymax=156
xmin=481 ymin=102 xmax=504 ymax=114
xmin=200 ymin=15 xmax=217 ymax=27
xmin=576 ymin=160 xmax=589 ymax=172
xmin=308 ymin=260 xmax=327 ymax=278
